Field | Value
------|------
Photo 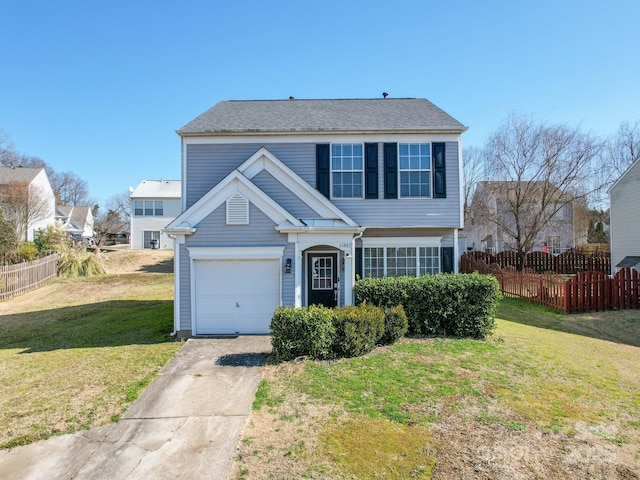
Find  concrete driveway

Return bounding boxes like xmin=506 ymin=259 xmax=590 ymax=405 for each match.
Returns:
xmin=0 ymin=336 xmax=271 ymax=480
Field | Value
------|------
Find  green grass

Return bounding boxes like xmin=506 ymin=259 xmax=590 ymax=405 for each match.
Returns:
xmin=241 ymin=297 xmax=640 ymax=479
xmin=0 ymin=271 xmax=181 ymax=449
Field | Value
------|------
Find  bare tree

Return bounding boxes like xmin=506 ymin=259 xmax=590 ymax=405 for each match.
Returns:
xmin=0 ymin=182 xmax=51 ymax=244
xmin=92 ymin=191 xmax=131 ymax=245
xmin=462 ymin=146 xmax=486 ymax=219
xmin=0 ymin=130 xmax=15 ymax=163
xmin=475 ymin=114 xmax=603 ymax=269
xmin=608 ymin=120 xmax=640 ymax=178
xmin=50 ymin=170 xmax=90 ymax=205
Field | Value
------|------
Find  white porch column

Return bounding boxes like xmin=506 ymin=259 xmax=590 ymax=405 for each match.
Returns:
xmin=344 ymin=253 xmax=354 ymax=305
xmin=453 ymin=228 xmax=459 ymax=274
xmin=294 ymin=241 xmax=302 ymax=307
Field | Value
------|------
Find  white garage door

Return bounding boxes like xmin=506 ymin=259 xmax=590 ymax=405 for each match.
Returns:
xmin=194 ymin=259 xmax=280 ymax=334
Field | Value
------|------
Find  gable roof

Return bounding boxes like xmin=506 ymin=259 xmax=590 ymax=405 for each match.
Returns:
xmin=164 ymin=170 xmax=303 ymax=234
xmin=178 ymin=98 xmax=467 ymax=136
xmin=0 ymin=166 xmax=43 ymax=184
xmin=56 ymin=205 xmax=93 ymax=234
xmin=130 ymin=180 xmax=181 ymax=199
xmin=165 ymin=147 xmax=360 ymax=235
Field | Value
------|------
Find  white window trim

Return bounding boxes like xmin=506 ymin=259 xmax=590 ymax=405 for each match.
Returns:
xmin=330 ymin=142 xmax=365 ymax=200
xmin=362 ymin=237 xmax=443 ymax=278
xmin=398 ymin=143 xmax=433 ymax=199
xmin=134 ymin=199 xmax=164 ymax=216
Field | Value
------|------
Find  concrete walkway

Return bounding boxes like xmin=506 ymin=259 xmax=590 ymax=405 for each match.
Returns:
xmin=0 ymin=336 xmax=272 ymax=480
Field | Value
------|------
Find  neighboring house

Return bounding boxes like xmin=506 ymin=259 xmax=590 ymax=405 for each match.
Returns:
xmin=130 ymin=180 xmax=181 ymax=249
xmin=609 ymin=157 xmax=640 ymax=274
xmin=55 ymin=205 xmax=94 ymax=241
xmin=0 ymin=166 xmax=56 ymax=241
xmin=165 ymin=98 xmax=467 ymax=336
xmin=465 ymin=181 xmax=582 ymax=255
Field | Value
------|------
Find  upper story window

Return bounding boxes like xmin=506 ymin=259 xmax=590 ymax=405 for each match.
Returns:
xmin=399 ymin=143 xmax=431 ymax=198
xmin=134 ymin=200 xmax=164 ymax=216
xmin=331 ymin=143 xmax=363 ymax=198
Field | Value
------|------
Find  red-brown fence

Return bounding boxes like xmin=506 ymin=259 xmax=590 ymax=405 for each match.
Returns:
xmin=0 ymin=254 xmax=59 ymax=301
xmin=460 ymin=252 xmax=638 ymax=313
xmin=497 ymin=268 xmax=639 ymax=313
xmin=461 ymin=251 xmax=611 ymax=275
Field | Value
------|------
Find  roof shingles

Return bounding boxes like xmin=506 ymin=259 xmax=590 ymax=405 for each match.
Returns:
xmin=178 ymin=98 xmax=466 ymax=135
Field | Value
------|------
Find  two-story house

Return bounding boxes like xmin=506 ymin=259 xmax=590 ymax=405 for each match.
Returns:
xmin=466 ymin=181 xmax=583 ymax=254
xmin=130 ymin=180 xmax=181 ymax=250
xmin=166 ymin=98 xmax=467 ymax=336
xmin=0 ymin=166 xmax=56 ymax=242
xmin=55 ymin=205 xmax=95 ymax=242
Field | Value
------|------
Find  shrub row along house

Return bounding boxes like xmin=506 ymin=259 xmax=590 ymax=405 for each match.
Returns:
xmin=166 ymin=98 xmax=467 ymax=337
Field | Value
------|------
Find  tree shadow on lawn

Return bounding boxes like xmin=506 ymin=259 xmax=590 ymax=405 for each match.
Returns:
xmin=138 ymin=258 xmax=173 ymax=274
xmin=497 ymin=297 xmax=640 ymax=347
xmin=0 ymin=300 xmax=175 ymax=353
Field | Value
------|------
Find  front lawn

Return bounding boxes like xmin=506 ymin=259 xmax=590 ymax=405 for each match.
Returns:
xmin=0 ymin=261 xmax=180 ymax=449
xmin=232 ymin=298 xmax=640 ymax=479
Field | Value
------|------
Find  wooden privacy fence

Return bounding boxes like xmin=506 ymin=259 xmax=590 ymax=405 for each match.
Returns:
xmin=461 ymin=251 xmax=611 ymax=275
xmin=0 ymin=253 xmax=59 ymax=301
xmin=498 ymin=268 xmax=639 ymax=313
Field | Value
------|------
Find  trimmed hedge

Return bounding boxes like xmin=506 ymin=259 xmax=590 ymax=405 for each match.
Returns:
xmin=354 ymin=273 xmax=501 ymax=339
xmin=270 ymin=305 xmax=335 ymax=361
xmin=332 ymin=303 xmax=384 ymax=357
xmin=381 ymin=305 xmax=408 ymax=345
xmin=270 ymin=303 xmax=394 ymax=361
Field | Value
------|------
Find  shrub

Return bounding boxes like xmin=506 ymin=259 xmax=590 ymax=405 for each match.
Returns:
xmin=354 ymin=273 xmax=500 ymax=339
xmin=270 ymin=305 xmax=335 ymax=361
xmin=332 ymin=303 xmax=385 ymax=357
xmin=14 ymin=242 xmax=39 ymax=262
xmin=381 ymin=305 xmax=408 ymax=345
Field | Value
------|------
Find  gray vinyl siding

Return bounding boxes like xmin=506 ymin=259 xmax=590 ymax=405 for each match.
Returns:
xmin=186 ymin=203 xmax=286 ymax=247
xmin=251 ymin=170 xmax=319 ymax=218
xmin=186 ymin=141 xmax=460 ymax=228
xmin=281 ymin=243 xmax=296 ymax=306
xmin=185 ymin=143 xmax=316 ymax=207
xmin=179 ymin=203 xmax=290 ymax=331
xmin=178 ymin=242 xmax=191 ymax=331
xmin=332 ymin=142 xmax=460 ymax=227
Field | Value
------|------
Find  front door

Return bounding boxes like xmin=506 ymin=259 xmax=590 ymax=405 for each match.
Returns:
xmin=308 ymin=253 xmax=338 ymax=307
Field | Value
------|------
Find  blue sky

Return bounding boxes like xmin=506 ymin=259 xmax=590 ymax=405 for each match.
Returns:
xmin=1 ymin=0 xmax=639 ymax=206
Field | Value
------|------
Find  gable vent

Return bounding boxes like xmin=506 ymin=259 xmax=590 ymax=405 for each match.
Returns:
xmin=226 ymin=193 xmax=249 ymax=225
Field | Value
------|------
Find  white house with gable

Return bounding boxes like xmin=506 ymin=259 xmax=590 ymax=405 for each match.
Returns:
xmin=130 ymin=180 xmax=181 ymax=250
xmin=609 ymin=158 xmax=640 ymax=274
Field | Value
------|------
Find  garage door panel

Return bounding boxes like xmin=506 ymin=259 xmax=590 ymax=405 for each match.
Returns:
xmin=194 ymin=259 xmax=280 ymax=334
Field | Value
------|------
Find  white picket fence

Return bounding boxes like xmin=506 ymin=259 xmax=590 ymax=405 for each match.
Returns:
xmin=0 ymin=254 xmax=59 ymax=300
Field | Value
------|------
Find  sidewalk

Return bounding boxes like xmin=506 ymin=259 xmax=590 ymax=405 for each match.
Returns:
xmin=0 ymin=336 xmax=271 ymax=480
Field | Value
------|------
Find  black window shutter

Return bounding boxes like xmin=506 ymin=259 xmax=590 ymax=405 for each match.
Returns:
xmin=441 ymin=247 xmax=454 ymax=273
xmin=365 ymin=143 xmax=378 ymax=199
xmin=355 ymin=247 xmax=363 ymax=281
xmin=316 ymin=144 xmax=330 ymax=198
xmin=383 ymin=143 xmax=397 ymax=199
xmin=433 ymin=143 xmax=446 ymax=198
